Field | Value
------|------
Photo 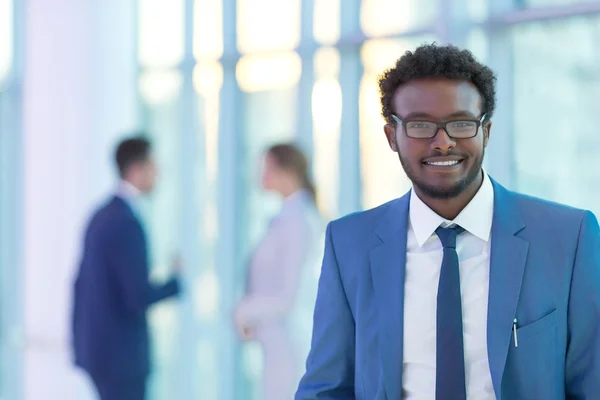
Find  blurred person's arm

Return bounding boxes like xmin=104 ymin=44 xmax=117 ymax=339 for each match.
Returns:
xmin=296 ymin=222 xmax=356 ymax=399
xmin=565 ymin=211 xmax=600 ymax=397
xmin=235 ymin=215 xmax=309 ymax=325
xmin=108 ymin=218 xmax=180 ymax=315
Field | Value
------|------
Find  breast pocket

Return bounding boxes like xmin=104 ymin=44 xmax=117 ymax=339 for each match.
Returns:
xmin=502 ymin=309 xmax=561 ymax=400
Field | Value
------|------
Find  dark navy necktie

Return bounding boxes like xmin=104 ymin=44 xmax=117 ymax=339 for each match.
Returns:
xmin=435 ymin=225 xmax=467 ymax=400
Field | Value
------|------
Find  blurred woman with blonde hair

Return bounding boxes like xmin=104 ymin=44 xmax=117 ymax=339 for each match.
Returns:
xmin=234 ymin=142 xmax=323 ymax=400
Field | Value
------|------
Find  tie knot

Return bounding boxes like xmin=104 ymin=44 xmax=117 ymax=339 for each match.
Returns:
xmin=435 ymin=225 xmax=465 ymax=249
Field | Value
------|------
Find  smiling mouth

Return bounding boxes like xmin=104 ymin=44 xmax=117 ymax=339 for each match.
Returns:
xmin=423 ymin=159 xmax=464 ymax=167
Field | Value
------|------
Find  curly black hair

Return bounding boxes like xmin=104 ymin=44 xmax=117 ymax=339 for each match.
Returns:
xmin=378 ymin=43 xmax=497 ymax=124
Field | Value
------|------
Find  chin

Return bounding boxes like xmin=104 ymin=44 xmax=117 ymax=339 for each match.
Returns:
xmin=418 ymin=183 xmax=467 ymax=199
xmin=416 ymin=171 xmax=481 ymax=199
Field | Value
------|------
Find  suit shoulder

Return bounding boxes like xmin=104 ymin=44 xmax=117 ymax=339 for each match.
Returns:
xmin=87 ymin=197 xmax=137 ymax=233
xmin=509 ymin=191 xmax=599 ymax=240
xmin=513 ymin=191 xmax=591 ymax=222
xmin=329 ymin=197 xmax=402 ymax=234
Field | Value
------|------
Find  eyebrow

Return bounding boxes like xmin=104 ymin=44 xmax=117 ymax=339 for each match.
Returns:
xmin=401 ymin=111 xmax=477 ymax=119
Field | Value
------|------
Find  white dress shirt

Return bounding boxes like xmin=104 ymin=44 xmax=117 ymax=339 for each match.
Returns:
xmin=116 ymin=180 xmax=141 ymax=213
xmin=402 ymin=172 xmax=496 ymax=399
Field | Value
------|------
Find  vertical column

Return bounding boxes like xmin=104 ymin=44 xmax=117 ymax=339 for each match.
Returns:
xmin=173 ymin=0 xmax=201 ymax=397
xmin=217 ymin=0 xmax=244 ymax=398
xmin=338 ymin=0 xmax=362 ymax=215
xmin=296 ymin=0 xmax=315 ymax=157
xmin=22 ymin=1 xmax=138 ymax=399
xmin=485 ymin=0 xmax=515 ymax=187
xmin=0 ymin=1 xmax=24 ymax=399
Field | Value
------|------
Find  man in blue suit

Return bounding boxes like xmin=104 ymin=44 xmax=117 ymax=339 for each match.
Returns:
xmin=72 ymin=136 xmax=181 ymax=400
xmin=296 ymin=44 xmax=600 ymax=399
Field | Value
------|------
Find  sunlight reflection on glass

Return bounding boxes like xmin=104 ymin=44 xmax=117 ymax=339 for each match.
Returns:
xmin=0 ymin=0 xmax=13 ymax=83
xmin=194 ymin=0 xmax=224 ymax=59
xmin=361 ymin=0 xmax=435 ymax=36
xmin=314 ymin=0 xmax=340 ymax=45
xmin=312 ymin=47 xmax=341 ymax=218
xmin=139 ymin=70 xmax=183 ymax=105
xmin=237 ymin=52 xmax=302 ymax=92
xmin=237 ymin=0 xmax=300 ymax=53
xmin=314 ymin=46 xmax=340 ymax=79
xmin=193 ymin=269 xmax=219 ymax=321
xmin=139 ymin=0 xmax=185 ymax=68
xmin=313 ymin=79 xmax=342 ymax=134
xmin=193 ymin=61 xmax=224 ymax=97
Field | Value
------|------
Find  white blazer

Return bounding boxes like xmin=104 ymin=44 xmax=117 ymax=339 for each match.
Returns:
xmin=237 ymin=189 xmax=324 ymax=329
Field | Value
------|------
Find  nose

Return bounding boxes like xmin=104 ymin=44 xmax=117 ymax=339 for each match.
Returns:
xmin=431 ymin=127 xmax=456 ymax=153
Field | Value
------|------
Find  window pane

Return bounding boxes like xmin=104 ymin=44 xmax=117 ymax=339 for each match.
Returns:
xmin=0 ymin=0 xmax=13 ymax=83
xmin=313 ymin=47 xmax=341 ymax=218
xmin=517 ymin=0 xmax=599 ymax=7
xmin=139 ymin=70 xmax=183 ymax=106
xmin=142 ymin=95 xmax=185 ymax=400
xmin=314 ymin=0 xmax=340 ymax=45
xmin=194 ymin=0 xmax=223 ymax=59
xmin=361 ymin=0 xmax=436 ymax=36
xmin=512 ymin=16 xmax=600 ymax=216
xmin=139 ymin=0 xmax=185 ymax=68
xmin=237 ymin=52 xmax=302 ymax=93
xmin=360 ymin=38 xmax=435 ymax=209
xmin=465 ymin=28 xmax=488 ymax=63
xmin=237 ymin=0 xmax=301 ymax=53
xmin=468 ymin=0 xmax=489 ymax=21
xmin=140 ymin=63 xmax=224 ymax=398
xmin=194 ymin=71 xmax=222 ymax=400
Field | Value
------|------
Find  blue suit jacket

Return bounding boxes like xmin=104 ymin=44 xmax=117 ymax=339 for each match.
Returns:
xmin=297 ymin=179 xmax=600 ymax=399
xmin=72 ymin=196 xmax=180 ymax=380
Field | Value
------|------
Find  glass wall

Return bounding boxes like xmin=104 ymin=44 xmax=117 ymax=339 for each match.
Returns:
xmin=512 ymin=14 xmax=600 ymax=217
xmin=0 ymin=0 xmax=19 ymax=399
xmin=136 ymin=0 xmax=600 ymax=398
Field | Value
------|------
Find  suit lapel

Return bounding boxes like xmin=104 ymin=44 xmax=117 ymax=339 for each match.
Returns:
xmin=487 ymin=180 xmax=529 ymax=399
xmin=370 ymin=193 xmax=410 ymax=400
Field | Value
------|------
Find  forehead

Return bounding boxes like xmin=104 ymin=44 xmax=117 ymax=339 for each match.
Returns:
xmin=392 ymin=78 xmax=482 ymax=118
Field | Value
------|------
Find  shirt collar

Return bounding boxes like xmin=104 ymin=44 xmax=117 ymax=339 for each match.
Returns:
xmin=116 ymin=180 xmax=142 ymax=210
xmin=409 ymin=170 xmax=494 ymax=247
xmin=283 ymin=188 xmax=310 ymax=208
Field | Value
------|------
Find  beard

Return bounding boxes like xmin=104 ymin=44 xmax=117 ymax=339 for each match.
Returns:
xmin=398 ymin=148 xmax=485 ymax=199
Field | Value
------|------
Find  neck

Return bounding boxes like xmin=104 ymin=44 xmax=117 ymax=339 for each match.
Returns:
xmin=120 ymin=179 xmax=143 ymax=197
xmin=414 ymin=170 xmax=484 ymax=220
xmin=280 ymin=182 xmax=302 ymax=199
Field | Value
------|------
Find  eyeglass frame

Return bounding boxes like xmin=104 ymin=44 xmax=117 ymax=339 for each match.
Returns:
xmin=390 ymin=113 xmax=488 ymax=139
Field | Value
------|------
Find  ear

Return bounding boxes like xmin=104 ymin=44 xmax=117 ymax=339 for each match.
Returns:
xmin=483 ymin=121 xmax=492 ymax=148
xmin=384 ymin=124 xmax=398 ymax=152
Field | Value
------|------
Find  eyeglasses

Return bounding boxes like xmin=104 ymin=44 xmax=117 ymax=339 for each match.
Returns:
xmin=390 ymin=113 xmax=487 ymax=139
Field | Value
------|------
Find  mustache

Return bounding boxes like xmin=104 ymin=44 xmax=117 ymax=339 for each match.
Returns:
xmin=421 ymin=152 xmax=466 ymax=159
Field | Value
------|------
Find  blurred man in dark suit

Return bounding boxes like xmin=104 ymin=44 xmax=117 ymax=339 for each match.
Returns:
xmin=72 ymin=136 xmax=181 ymax=400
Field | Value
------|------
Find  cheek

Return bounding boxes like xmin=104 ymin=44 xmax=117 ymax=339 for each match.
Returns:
xmin=398 ymin=139 xmax=427 ymax=163
xmin=261 ymin=169 xmax=272 ymax=188
xmin=465 ymin=136 xmax=486 ymax=155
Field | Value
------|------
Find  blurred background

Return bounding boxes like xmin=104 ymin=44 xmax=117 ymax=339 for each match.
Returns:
xmin=1 ymin=0 xmax=600 ymax=399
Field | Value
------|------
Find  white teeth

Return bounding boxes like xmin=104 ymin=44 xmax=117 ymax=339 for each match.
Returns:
xmin=427 ymin=160 xmax=459 ymax=166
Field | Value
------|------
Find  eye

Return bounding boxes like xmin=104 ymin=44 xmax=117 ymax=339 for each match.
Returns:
xmin=407 ymin=121 xmax=434 ymax=129
xmin=450 ymin=121 xmax=476 ymax=130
